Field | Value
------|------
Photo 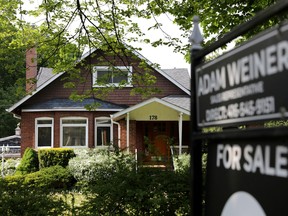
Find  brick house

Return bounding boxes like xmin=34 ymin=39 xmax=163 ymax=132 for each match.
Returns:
xmin=8 ymin=46 xmax=190 ymax=165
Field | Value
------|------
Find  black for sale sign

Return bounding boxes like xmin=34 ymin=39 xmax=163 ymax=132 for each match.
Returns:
xmin=205 ymin=139 xmax=288 ymax=215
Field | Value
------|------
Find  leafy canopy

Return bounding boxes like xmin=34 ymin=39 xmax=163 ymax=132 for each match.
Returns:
xmin=1 ymin=0 xmax=286 ymax=136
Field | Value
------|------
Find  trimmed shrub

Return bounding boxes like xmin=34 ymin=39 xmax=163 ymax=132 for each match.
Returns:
xmin=68 ymin=148 xmax=136 ymax=182
xmin=15 ymin=147 xmax=39 ymax=175
xmin=0 ymin=176 xmax=69 ymax=215
xmin=38 ymin=148 xmax=75 ymax=168
xmin=24 ymin=165 xmax=76 ymax=189
xmin=4 ymin=175 xmax=25 ymax=189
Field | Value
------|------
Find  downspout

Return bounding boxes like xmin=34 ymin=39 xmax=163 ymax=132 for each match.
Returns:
xmin=110 ymin=117 xmax=114 ymax=145
xmin=126 ymin=112 xmax=130 ymax=153
xmin=110 ymin=115 xmax=121 ymax=149
xmin=178 ymin=112 xmax=183 ymax=155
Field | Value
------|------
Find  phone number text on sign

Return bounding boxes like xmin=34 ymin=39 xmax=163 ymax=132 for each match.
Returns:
xmin=206 ymin=96 xmax=275 ymax=122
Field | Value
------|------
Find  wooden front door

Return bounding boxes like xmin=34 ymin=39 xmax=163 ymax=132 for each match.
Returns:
xmin=144 ymin=122 xmax=170 ymax=160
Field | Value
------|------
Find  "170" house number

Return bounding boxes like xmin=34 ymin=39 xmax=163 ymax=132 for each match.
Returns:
xmin=149 ymin=115 xmax=158 ymax=120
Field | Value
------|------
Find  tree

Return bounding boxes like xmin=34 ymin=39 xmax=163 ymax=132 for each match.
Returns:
xmin=0 ymin=0 xmax=26 ymax=137
xmin=1 ymin=0 xmax=286 ymax=136
xmin=19 ymin=0 xmax=285 ymax=97
xmin=24 ymin=0 xmax=286 ymax=60
xmin=0 ymin=0 xmax=80 ymax=137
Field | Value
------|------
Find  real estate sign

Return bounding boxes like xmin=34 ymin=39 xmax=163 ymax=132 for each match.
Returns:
xmin=205 ymin=139 xmax=288 ymax=216
xmin=196 ymin=23 xmax=288 ymax=127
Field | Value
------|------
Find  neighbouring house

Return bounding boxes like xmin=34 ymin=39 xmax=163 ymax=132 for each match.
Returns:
xmin=7 ymin=46 xmax=190 ymax=166
xmin=0 ymin=125 xmax=21 ymax=158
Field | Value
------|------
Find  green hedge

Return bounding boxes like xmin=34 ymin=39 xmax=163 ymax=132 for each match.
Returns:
xmin=15 ymin=147 xmax=39 ymax=175
xmin=25 ymin=165 xmax=76 ymax=189
xmin=6 ymin=165 xmax=75 ymax=189
xmin=0 ymin=174 xmax=69 ymax=215
xmin=38 ymin=148 xmax=75 ymax=168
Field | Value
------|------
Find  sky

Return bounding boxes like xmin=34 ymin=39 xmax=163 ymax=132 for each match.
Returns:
xmin=138 ymin=43 xmax=190 ymax=70
xmin=132 ymin=15 xmax=191 ymax=70
xmin=23 ymin=1 xmax=191 ymax=71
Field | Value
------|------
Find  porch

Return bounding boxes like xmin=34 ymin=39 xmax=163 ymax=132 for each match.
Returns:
xmin=111 ymin=97 xmax=190 ymax=168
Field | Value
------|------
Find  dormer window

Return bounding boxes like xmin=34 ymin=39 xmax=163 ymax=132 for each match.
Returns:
xmin=93 ymin=66 xmax=132 ymax=87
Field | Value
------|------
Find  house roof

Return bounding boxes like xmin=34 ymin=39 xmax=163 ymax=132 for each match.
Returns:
xmin=0 ymin=135 xmax=21 ymax=147
xmin=37 ymin=67 xmax=54 ymax=87
xmin=161 ymin=95 xmax=190 ymax=111
xmin=7 ymin=70 xmax=65 ymax=114
xmin=162 ymin=68 xmax=190 ymax=90
xmin=21 ymin=98 xmax=127 ymax=112
xmin=8 ymin=48 xmax=190 ymax=114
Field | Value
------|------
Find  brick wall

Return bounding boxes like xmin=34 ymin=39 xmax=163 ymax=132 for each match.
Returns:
xmin=20 ymin=111 xmax=117 ymax=155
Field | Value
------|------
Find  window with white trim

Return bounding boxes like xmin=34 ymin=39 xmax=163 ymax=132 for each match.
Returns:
xmin=93 ymin=66 xmax=132 ymax=87
xmin=61 ymin=117 xmax=88 ymax=147
xmin=95 ymin=117 xmax=112 ymax=146
xmin=35 ymin=118 xmax=53 ymax=148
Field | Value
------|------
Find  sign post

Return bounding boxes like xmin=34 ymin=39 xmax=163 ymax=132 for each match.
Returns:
xmin=189 ymin=16 xmax=204 ymax=216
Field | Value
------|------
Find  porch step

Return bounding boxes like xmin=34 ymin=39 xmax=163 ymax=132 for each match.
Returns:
xmin=139 ymin=162 xmax=174 ymax=171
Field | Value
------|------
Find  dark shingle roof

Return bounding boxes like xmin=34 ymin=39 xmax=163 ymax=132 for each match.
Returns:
xmin=162 ymin=95 xmax=190 ymax=111
xmin=22 ymin=98 xmax=127 ymax=110
xmin=37 ymin=67 xmax=54 ymax=87
xmin=162 ymin=68 xmax=190 ymax=90
xmin=0 ymin=135 xmax=21 ymax=147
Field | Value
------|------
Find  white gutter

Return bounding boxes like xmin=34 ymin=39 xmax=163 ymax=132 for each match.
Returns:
xmin=111 ymin=115 xmax=121 ymax=148
xmin=126 ymin=112 xmax=130 ymax=153
xmin=179 ymin=112 xmax=183 ymax=155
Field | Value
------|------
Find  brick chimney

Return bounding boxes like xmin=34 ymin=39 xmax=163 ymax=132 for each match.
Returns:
xmin=26 ymin=47 xmax=37 ymax=92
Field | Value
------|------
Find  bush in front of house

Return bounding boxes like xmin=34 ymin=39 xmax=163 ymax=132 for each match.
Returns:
xmin=6 ymin=165 xmax=75 ymax=189
xmin=77 ymin=167 xmax=190 ymax=215
xmin=24 ymin=165 xmax=76 ymax=189
xmin=173 ymin=153 xmax=190 ymax=173
xmin=0 ymin=158 xmax=21 ymax=177
xmin=38 ymin=148 xmax=75 ymax=168
xmin=15 ymin=147 xmax=39 ymax=175
xmin=68 ymin=148 xmax=136 ymax=182
xmin=70 ymin=149 xmax=190 ymax=215
xmin=0 ymin=175 xmax=69 ymax=215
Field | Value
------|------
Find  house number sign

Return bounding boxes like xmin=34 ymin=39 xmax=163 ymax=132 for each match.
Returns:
xmin=149 ymin=115 xmax=158 ymax=120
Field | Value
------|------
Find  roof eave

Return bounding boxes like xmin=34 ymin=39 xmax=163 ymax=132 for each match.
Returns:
xmin=7 ymin=72 xmax=65 ymax=114
xmin=111 ymin=97 xmax=190 ymax=121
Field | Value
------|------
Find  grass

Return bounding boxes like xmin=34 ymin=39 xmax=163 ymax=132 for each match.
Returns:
xmin=53 ymin=190 xmax=87 ymax=215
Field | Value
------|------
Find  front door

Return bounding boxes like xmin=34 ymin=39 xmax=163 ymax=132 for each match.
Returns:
xmin=144 ymin=122 xmax=170 ymax=161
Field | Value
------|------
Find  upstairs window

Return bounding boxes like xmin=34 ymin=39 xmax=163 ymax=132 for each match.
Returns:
xmin=61 ymin=117 xmax=88 ymax=147
xmin=93 ymin=66 xmax=132 ymax=87
xmin=35 ymin=118 xmax=53 ymax=148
